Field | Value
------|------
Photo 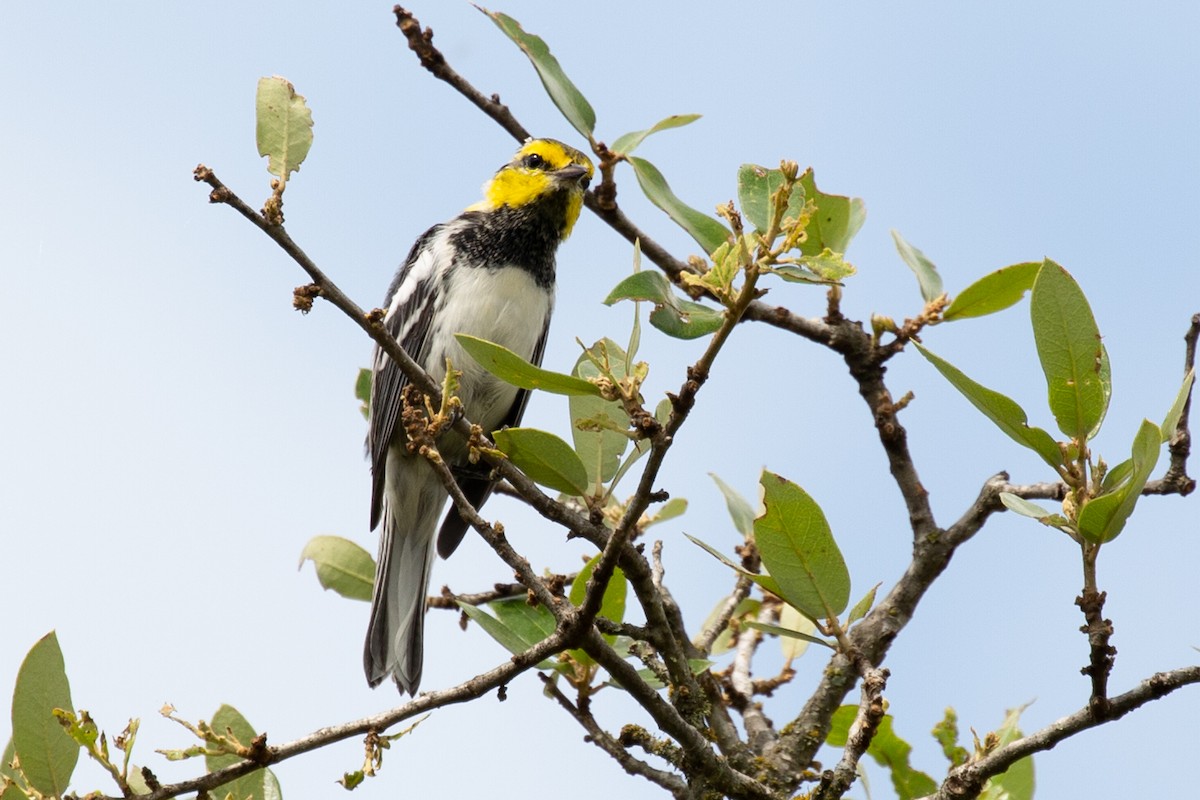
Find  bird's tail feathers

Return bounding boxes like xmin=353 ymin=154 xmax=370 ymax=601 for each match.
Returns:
xmin=364 ymin=474 xmax=443 ymax=694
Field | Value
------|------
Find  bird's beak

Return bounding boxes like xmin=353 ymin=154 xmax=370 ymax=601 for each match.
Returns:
xmin=554 ymin=163 xmax=591 ymax=189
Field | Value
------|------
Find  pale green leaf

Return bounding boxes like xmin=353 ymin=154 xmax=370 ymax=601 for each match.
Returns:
xmin=255 ymin=76 xmax=313 ymax=180
xmin=611 ymin=114 xmax=701 ymax=156
xmin=744 ymin=620 xmax=834 ymax=651
xmin=891 ymin=230 xmax=944 ymax=302
xmin=797 ymin=249 xmax=857 ymax=281
xmin=208 ymin=705 xmax=280 ymax=800
xmin=1161 ymin=368 xmax=1195 ymax=443
xmin=355 ymin=367 xmax=372 ymax=419
xmin=698 ymin=597 xmax=760 ymax=656
xmin=736 ymin=163 xmax=808 ymax=234
xmin=571 ymin=340 xmax=632 ymax=489
xmin=298 ymin=535 xmax=375 ymax=601
xmin=979 ymin=706 xmax=1036 ymax=800
xmin=797 ymin=168 xmax=865 ymax=255
xmin=999 ymin=493 xmax=1052 ymax=520
xmin=710 ymin=473 xmax=756 ymax=539
xmin=847 ymin=582 xmax=880 ymax=625
xmin=644 ymin=497 xmax=688 ymax=527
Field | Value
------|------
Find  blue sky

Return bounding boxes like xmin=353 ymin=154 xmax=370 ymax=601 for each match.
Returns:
xmin=2 ymin=2 xmax=1198 ymax=798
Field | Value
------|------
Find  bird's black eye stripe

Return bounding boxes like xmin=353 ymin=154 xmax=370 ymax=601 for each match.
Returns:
xmin=522 ymin=152 xmax=546 ymax=170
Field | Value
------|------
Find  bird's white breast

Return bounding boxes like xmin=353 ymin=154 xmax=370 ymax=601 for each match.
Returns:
xmin=429 ymin=265 xmax=554 ymax=431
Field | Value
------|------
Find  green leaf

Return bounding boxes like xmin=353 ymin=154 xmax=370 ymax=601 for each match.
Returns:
xmin=628 ymin=156 xmax=730 ymax=253
xmin=1161 ymin=368 xmax=1195 ymax=443
xmin=611 ymin=114 xmax=701 ymax=156
xmin=944 ymin=262 xmax=1041 ymax=321
xmin=710 ymin=473 xmax=756 ymax=539
xmin=494 ymin=428 xmax=589 ymax=495
xmin=477 ymin=8 xmax=595 ymax=138
xmin=1030 ymin=259 xmax=1109 ymax=441
xmin=744 ymin=620 xmax=835 ymax=651
xmin=298 ymin=535 xmax=375 ymax=601
xmin=998 ymin=493 xmax=1072 ymax=532
xmin=1077 ymin=419 xmax=1162 ymax=543
xmin=605 ymin=271 xmax=725 ymax=339
xmin=571 ymin=341 xmax=633 ymax=490
xmin=797 ymin=249 xmax=857 ymax=282
xmin=459 ymin=599 xmax=558 ymax=670
xmin=684 ymin=534 xmax=783 ymax=598
xmin=754 ymin=470 xmax=850 ymax=619
xmin=699 ymin=597 xmax=760 ymax=655
xmin=649 ymin=300 xmax=725 ymax=339
xmin=932 ymin=707 xmax=970 ymax=768
xmin=456 ymin=334 xmax=601 ymax=396
xmin=255 ymin=76 xmax=313 ymax=181
xmin=644 ymin=497 xmax=688 ymax=527
xmin=458 ymin=602 xmax=531 ymax=654
xmin=1099 ymin=458 xmax=1134 ymax=493
xmin=827 ymin=707 xmax=938 ymax=800
xmin=616 ymin=659 xmax=714 ymax=692
xmin=1 ymin=737 xmax=25 ymax=800
xmin=11 ymin=632 xmax=77 ymax=797
xmin=569 ymin=554 xmax=627 ymax=626
xmin=778 ymin=603 xmax=819 ymax=659
xmin=764 ymin=264 xmax=826 ymax=284
xmin=605 ymin=270 xmax=676 ymax=306
xmin=891 ymin=230 xmax=944 ymax=302
xmin=847 ymin=582 xmax=880 ymax=625
xmin=914 ymin=342 xmax=1063 ymax=471
xmin=980 ymin=706 xmax=1035 ymax=800
xmin=736 ymin=164 xmax=808 ymax=234
xmin=355 ymin=367 xmax=372 ymax=420
xmin=797 ymin=168 xmax=866 ymax=255
xmin=207 ymin=705 xmax=280 ymax=800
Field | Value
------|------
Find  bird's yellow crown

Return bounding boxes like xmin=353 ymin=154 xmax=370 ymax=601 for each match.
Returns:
xmin=469 ymin=139 xmax=594 ymax=237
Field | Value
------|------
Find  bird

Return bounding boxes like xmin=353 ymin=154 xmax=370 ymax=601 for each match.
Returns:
xmin=364 ymin=138 xmax=594 ymax=694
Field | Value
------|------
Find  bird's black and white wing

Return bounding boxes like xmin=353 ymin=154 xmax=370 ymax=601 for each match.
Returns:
xmin=435 ymin=315 xmax=551 ymax=558
xmin=368 ymin=224 xmax=446 ymax=530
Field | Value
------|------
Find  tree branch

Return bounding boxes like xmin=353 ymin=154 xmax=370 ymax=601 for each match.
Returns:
xmin=95 ymin=632 xmax=571 ymax=800
xmin=812 ymin=668 xmax=889 ymax=800
xmin=927 ymin=665 xmax=1200 ymax=799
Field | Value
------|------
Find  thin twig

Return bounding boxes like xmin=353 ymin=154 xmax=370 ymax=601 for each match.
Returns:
xmin=726 ymin=604 xmax=778 ymax=753
xmin=539 ymin=675 xmax=689 ymax=798
xmin=694 ymin=575 xmax=753 ymax=654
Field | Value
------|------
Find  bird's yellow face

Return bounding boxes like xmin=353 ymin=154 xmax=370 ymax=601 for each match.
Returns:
xmin=470 ymin=139 xmax=594 ymax=237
